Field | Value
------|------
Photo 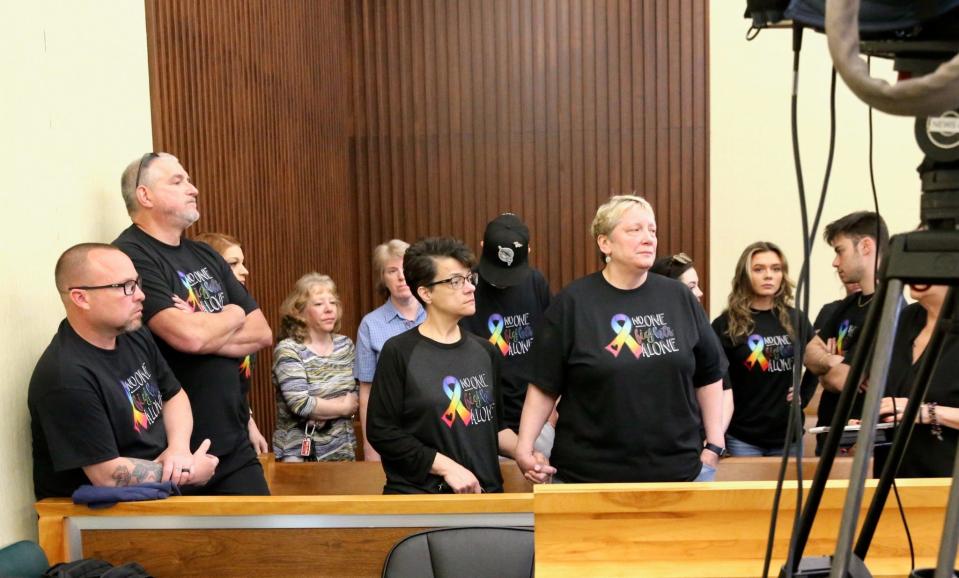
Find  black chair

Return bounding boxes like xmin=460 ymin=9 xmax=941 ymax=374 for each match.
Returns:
xmin=381 ymin=526 xmax=534 ymax=578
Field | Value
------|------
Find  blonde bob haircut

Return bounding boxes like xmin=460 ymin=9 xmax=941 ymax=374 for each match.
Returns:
xmin=372 ymin=239 xmax=410 ymax=300
xmin=590 ymin=194 xmax=655 ymax=239
xmin=278 ymin=273 xmax=342 ymax=343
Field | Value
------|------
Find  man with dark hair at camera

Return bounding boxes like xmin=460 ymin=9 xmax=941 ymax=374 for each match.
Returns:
xmin=29 ymin=244 xmax=218 ymax=499
xmin=114 ymin=152 xmax=273 ymax=494
xmin=803 ymin=211 xmax=889 ymax=455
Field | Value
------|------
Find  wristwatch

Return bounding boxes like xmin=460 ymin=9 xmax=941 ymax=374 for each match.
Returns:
xmin=704 ymin=442 xmax=727 ymax=458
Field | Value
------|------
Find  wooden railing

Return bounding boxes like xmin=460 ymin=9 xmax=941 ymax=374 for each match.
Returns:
xmin=35 ymin=456 xmax=905 ymax=578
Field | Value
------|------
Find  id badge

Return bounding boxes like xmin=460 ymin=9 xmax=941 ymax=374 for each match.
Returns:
xmin=300 ymin=421 xmax=317 ymax=458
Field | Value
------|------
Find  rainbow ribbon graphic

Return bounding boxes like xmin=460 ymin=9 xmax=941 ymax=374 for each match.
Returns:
xmin=176 ymin=271 xmax=203 ymax=312
xmin=239 ymin=355 xmax=252 ymax=379
xmin=441 ymin=376 xmax=472 ymax=428
xmin=836 ymin=320 xmax=850 ymax=356
xmin=605 ymin=314 xmax=642 ymax=359
xmin=122 ymin=384 xmax=150 ymax=433
xmin=744 ymin=334 xmax=769 ymax=371
xmin=487 ymin=314 xmax=510 ymax=356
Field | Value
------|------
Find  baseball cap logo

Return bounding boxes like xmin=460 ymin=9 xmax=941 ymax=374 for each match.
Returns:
xmin=480 ymin=213 xmax=531 ymax=287
xmin=498 ymin=246 xmax=514 ymax=266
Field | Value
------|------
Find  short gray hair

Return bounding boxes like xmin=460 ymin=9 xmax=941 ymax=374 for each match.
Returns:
xmin=591 ymin=194 xmax=654 ymax=239
xmin=120 ymin=152 xmax=172 ymax=216
xmin=372 ymin=239 xmax=410 ymax=299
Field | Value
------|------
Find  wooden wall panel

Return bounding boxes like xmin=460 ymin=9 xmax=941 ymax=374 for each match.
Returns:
xmin=351 ymin=0 xmax=711 ymax=301
xmin=145 ymin=0 xmax=358 ymax=439
xmin=145 ymin=0 xmax=709 ymax=445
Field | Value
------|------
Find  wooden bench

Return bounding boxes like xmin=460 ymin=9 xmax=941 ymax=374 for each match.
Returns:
xmin=535 ymin=479 xmax=955 ymax=577
xmin=32 ymin=456 xmax=869 ymax=577
xmin=36 ymin=494 xmax=532 ymax=577
xmin=261 ymin=456 xmax=533 ymax=494
xmin=258 ymin=455 xmax=859 ymax=495
xmin=35 ymin=479 xmax=951 ymax=577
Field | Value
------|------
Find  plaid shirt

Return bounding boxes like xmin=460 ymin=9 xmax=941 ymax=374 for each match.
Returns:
xmin=353 ymin=299 xmax=425 ymax=382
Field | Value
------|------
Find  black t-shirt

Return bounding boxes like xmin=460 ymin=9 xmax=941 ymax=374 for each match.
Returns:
xmin=533 ymin=272 xmax=727 ymax=483
xmin=712 ymin=308 xmax=812 ymax=448
xmin=459 ymin=269 xmax=551 ymax=432
xmin=114 ymin=225 xmax=259 ymax=456
xmin=367 ymin=328 xmax=506 ymax=494
xmin=884 ymin=303 xmax=959 ymax=477
xmin=232 ymin=280 xmax=256 ymax=402
xmin=29 ymin=321 xmax=181 ymax=499
xmin=797 ymin=298 xmax=844 ymax=410
xmin=816 ymin=292 xmax=873 ymax=430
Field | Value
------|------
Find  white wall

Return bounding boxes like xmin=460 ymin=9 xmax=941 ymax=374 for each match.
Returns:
xmin=0 ymin=0 xmax=152 ymax=545
xmin=710 ymin=3 xmax=922 ymax=317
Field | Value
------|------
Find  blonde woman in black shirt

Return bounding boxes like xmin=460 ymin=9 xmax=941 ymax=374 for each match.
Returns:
xmin=516 ymin=195 xmax=727 ymax=484
xmin=711 ymin=241 xmax=811 ymax=456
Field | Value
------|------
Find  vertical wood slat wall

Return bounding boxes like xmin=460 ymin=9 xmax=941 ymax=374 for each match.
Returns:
xmin=145 ymin=0 xmax=709 ymax=442
xmin=351 ymin=0 xmax=710 ymax=306
xmin=145 ymin=0 xmax=358 ymax=440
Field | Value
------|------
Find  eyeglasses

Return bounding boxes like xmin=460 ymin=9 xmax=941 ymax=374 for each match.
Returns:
xmin=68 ymin=277 xmax=141 ymax=296
xmin=135 ymin=152 xmax=160 ymax=188
xmin=671 ymin=252 xmax=693 ymax=265
xmin=423 ymin=272 xmax=478 ymax=291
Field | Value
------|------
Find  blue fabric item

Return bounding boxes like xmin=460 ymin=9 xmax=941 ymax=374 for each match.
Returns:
xmin=785 ymin=0 xmax=959 ymax=33
xmin=71 ymin=482 xmax=180 ymax=509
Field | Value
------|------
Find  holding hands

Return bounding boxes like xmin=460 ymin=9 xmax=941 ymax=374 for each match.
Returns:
xmin=515 ymin=446 xmax=557 ymax=485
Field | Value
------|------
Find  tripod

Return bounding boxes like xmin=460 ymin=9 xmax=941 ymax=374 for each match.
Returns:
xmin=779 ymin=39 xmax=959 ymax=578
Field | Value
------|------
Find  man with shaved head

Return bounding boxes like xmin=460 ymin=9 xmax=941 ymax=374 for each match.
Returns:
xmin=29 ymin=243 xmax=218 ymax=499
xmin=114 ymin=153 xmax=273 ymax=494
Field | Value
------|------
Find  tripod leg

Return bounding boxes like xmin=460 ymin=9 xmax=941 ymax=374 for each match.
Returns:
xmin=934 ymin=301 xmax=959 ymax=578
xmin=855 ymin=287 xmax=959 ymax=560
xmin=831 ymin=280 xmax=905 ymax=578
xmin=788 ymin=278 xmax=890 ymax=573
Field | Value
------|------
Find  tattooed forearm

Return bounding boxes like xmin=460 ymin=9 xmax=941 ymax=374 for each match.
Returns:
xmin=109 ymin=459 xmax=162 ymax=486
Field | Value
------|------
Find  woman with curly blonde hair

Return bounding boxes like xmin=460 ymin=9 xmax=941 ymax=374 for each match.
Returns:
xmin=711 ymin=241 xmax=812 ymax=456
xmin=272 ymin=273 xmax=359 ymax=462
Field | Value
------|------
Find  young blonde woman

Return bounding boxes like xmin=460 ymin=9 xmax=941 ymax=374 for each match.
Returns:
xmin=711 ymin=241 xmax=812 ymax=456
xmin=272 ymin=273 xmax=359 ymax=462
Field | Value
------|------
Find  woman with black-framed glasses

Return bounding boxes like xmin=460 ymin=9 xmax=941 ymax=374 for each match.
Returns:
xmin=367 ymin=237 xmax=553 ymax=494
